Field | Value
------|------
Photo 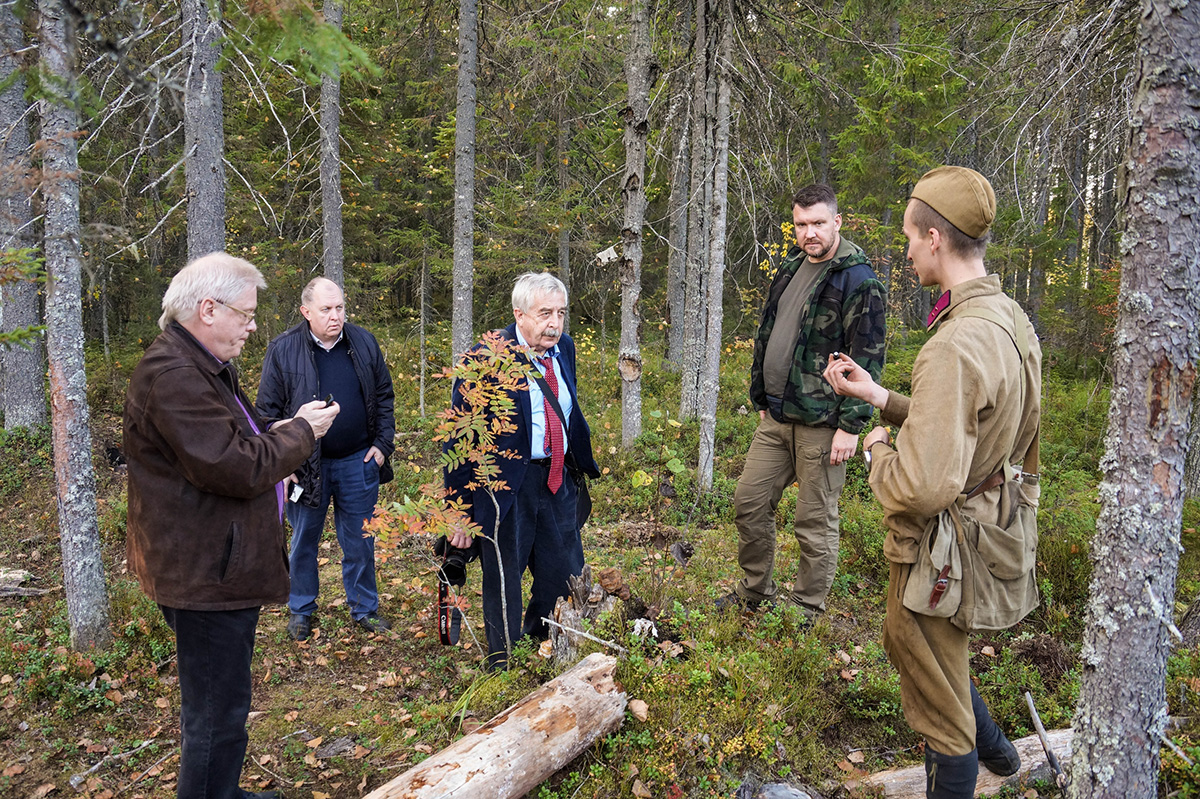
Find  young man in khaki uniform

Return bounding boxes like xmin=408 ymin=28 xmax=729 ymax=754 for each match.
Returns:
xmin=824 ymin=167 xmax=1040 ymax=798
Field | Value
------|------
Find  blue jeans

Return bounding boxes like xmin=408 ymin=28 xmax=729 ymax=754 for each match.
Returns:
xmin=287 ymin=449 xmax=380 ymax=620
xmin=479 ymin=460 xmax=583 ymax=669
xmin=159 ymin=605 xmax=259 ymax=799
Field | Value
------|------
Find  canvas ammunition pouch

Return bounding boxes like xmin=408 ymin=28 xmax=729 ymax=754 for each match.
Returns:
xmin=901 ymin=303 xmax=1041 ymax=632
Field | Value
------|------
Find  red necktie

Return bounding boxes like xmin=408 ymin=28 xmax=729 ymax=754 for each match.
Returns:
xmin=540 ymin=355 xmax=565 ymax=493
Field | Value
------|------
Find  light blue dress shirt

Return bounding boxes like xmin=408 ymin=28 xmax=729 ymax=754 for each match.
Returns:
xmin=515 ymin=328 xmax=573 ymax=460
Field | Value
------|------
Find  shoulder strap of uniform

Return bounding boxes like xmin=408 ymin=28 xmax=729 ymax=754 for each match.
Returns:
xmin=953 ymin=303 xmax=1039 ymax=479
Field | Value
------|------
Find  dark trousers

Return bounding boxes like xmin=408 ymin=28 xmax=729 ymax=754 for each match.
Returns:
xmin=479 ymin=461 xmax=582 ymax=669
xmin=160 ymin=605 xmax=260 ymax=799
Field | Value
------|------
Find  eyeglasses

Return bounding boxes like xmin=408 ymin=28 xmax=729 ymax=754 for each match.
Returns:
xmin=214 ymin=299 xmax=256 ymax=325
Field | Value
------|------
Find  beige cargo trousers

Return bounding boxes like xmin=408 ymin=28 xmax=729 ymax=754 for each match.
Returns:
xmin=732 ymin=415 xmax=846 ymax=616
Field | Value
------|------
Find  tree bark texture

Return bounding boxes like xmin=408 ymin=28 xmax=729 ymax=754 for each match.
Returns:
xmin=618 ymin=0 xmax=651 ymax=449
xmin=0 ymin=4 xmax=46 ymax=429
xmin=362 ymin=654 xmax=626 ymax=799
xmin=697 ymin=1 xmax=732 ymax=492
xmin=679 ymin=0 xmax=714 ymax=420
xmin=1070 ymin=2 xmax=1200 ymax=796
xmin=665 ymin=100 xmax=689 ymax=371
xmin=38 ymin=0 xmax=112 ymax=651
xmin=1187 ymin=380 xmax=1200 ymax=499
xmin=321 ymin=1 xmax=344 ymax=288
xmin=451 ymin=0 xmax=478 ymax=359
xmin=183 ymin=0 xmax=225 ymax=260
xmin=556 ymin=111 xmax=570 ymax=337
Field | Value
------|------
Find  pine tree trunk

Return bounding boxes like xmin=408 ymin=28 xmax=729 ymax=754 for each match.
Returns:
xmin=38 ymin=0 xmax=111 ymax=652
xmin=1070 ymin=2 xmax=1200 ymax=796
xmin=1186 ymin=385 xmax=1200 ymax=499
xmin=665 ymin=95 xmax=689 ymax=371
xmin=618 ymin=0 xmax=651 ymax=449
xmin=697 ymin=1 xmax=731 ymax=492
xmin=182 ymin=0 xmax=224 ymax=260
xmin=321 ymin=1 xmax=344 ymax=288
xmin=451 ymin=0 xmax=478 ymax=358
xmin=0 ymin=4 xmax=46 ymax=430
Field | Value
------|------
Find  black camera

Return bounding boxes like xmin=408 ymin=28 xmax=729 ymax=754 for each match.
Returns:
xmin=433 ymin=535 xmax=480 ymax=587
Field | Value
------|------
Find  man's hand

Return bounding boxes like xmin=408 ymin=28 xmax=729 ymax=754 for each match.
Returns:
xmin=291 ymin=399 xmax=340 ymax=439
xmin=823 ymin=353 xmax=888 ymax=409
xmin=759 ymin=409 xmax=767 ymax=421
xmin=448 ymin=531 xmax=472 ymax=549
xmin=364 ymin=446 xmax=384 ymax=466
xmin=862 ymin=425 xmax=891 ymax=452
xmin=830 ymin=427 xmax=858 ymax=466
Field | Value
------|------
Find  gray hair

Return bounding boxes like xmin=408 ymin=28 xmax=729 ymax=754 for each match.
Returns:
xmin=511 ymin=271 xmax=568 ymax=313
xmin=158 ymin=252 xmax=267 ymax=330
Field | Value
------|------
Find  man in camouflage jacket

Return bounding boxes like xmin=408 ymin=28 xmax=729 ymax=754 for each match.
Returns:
xmin=721 ymin=183 xmax=886 ymax=619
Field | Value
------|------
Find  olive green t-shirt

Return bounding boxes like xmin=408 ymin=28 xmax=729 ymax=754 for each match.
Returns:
xmin=762 ymin=236 xmax=854 ymax=398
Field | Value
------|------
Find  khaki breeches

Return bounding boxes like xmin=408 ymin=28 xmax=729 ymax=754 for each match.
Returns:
xmin=882 ymin=561 xmax=976 ymax=755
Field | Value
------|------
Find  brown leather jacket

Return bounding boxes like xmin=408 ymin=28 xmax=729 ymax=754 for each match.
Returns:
xmin=124 ymin=324 xmax=315 ymax=610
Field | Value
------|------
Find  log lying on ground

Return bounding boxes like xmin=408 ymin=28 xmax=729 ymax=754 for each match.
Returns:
xmin=849 ymin=728 xmax=1073 ymax=798
xmin=363 ymin=653 xmax=627 ymax=799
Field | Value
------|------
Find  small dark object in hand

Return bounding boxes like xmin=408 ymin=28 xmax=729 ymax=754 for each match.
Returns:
xmin=323 ymin=393 xmax=334 ymax=407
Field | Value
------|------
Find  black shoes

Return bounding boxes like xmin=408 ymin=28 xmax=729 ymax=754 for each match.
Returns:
xmin=242 ymin=791 xmax=281 ymax=799
xmin=925 ymin=746 xmax=979 ymax=799
xmin=286 ymin=613 xmax=312 ymax=642
xmin=715 ymin=590 xmax=762 ymax=611
xmin=356 ymin=611 xmax=392 ymax=634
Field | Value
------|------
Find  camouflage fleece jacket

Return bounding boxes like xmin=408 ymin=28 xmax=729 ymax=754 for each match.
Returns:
xmin=749 ymin=239 xmax=886 ymax=433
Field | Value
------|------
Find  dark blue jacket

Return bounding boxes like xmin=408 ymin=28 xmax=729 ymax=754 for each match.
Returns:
xmin=256 ymin=321 xmax=396 ymax=506
xmin=444 ymin=323 xmax=600 ymax=536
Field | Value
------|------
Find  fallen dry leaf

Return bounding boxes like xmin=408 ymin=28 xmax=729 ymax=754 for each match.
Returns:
xmin=155 ymin=697 xmax=170 ymax=709
xmin=285 ymin=710 xmax=299 ymax=722
xmin=306 ymin=736 xmax=324 ymax=749
xmin=3 ymin=764 xmax=26 ymax=776
xmin=632 ymin=779 xmax=652 ymax=798
xmin=353 ymin=745 xmax=371 ymax=759
xmin=414 ymin=743 xmax=433 ymax=754
xmin=628 ymin=699 xmax=649 ymax=722
xmin=30 ymin=784 xmax=56 ymax=799
xmin=981 ymin=645 xmax=996 ymax=657
xmin=847 ymin=750 xmax=865 ymax=764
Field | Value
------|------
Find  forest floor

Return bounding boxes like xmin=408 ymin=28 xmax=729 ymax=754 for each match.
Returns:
xmin=0 ymin=333 xmax=1192 ymax=799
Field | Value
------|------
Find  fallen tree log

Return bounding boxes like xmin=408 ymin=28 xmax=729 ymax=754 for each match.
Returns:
xmin=849 ymin=728 xmax=1073 ymax=798
xmin=363 ymin=653 xmax=627 ymax=799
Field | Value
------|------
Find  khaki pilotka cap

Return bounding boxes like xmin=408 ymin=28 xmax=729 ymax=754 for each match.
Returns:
xmin=910 ymin=166 xmax=996 ymax=238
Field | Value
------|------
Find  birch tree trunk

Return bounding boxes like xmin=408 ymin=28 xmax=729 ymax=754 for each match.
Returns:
xmin=618 ymin=0 xmax=652 ymax=449
xmin=321 ymin=1 xmax=344 ymax=288
xmin=696 ymin=1 xmax=731 ymax=492
xmin=0 ymin=4 xmax=46 ymax=430
xmin=38 ymin=0 xmax=111 ymax=651
xmin=679 ymin=0 xmax=713 ymax=420
xmin=1069 ymin=2 xmax=1200 ymax=795
xmin=182 ymin=0 xmax=224 ymax=260
xmin=451 ymin=0 xmax=478 ymax=358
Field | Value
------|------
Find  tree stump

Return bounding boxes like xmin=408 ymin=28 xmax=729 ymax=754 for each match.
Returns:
xmin=363 ymin=653 xmax=627 ymax=799
xmin=550 ymin=565 xmax=622 ymax=662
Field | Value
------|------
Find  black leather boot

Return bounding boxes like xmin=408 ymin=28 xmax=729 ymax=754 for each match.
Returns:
xmin=971 ymin=683 xmax=1021 ymax=776
xmin=925 ymin=746 xmax=978 ymax=799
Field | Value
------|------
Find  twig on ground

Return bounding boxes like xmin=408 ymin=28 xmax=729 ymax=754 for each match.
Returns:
xmin=114 ymin=744 xmax=176 ymax=796
xmin=542 ymin=617 xmax=628 ymax=655
xmin=1159 ymin=731 xmax=1196 ymax=767
xmin=69 ymin=738 xmax=157 ymax=790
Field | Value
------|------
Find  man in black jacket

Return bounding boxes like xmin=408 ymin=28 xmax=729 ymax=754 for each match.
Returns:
xmin=257 ymin=277 xmax=396 ymax=640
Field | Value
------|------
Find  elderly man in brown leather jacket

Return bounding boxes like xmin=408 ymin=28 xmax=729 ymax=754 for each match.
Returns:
xmin=824 ymin=167 xmax=1041 ymax=799
xmin=125 ymin=253 xmax=339 ymax=799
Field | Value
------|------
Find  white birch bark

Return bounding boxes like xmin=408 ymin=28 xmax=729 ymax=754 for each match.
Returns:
xmin=618 ymin=0 xmax=652 ymax=449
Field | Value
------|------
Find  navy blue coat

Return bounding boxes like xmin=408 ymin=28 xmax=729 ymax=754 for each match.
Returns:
xmin=444 ymin=323 xmax=600 ymax=536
